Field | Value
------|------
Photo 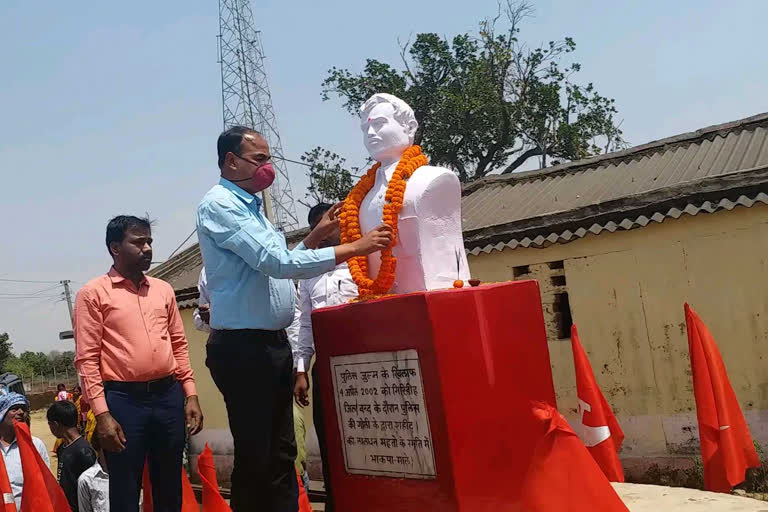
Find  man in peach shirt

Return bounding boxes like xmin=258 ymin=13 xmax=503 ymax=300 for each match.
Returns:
xmin=74 ymin=215 xmax=203 ymax=512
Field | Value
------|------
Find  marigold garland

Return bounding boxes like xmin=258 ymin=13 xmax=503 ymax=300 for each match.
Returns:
xmin=340 ymin=145 xmax=428 ymax=296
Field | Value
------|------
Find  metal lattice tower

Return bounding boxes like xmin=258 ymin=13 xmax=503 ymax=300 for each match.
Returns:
xmin=217 ymin=0 xmax=299 ymax=231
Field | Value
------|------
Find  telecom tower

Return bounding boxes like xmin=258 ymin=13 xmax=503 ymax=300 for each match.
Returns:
xmin=217 ymin=0 xmax=299 ymax=231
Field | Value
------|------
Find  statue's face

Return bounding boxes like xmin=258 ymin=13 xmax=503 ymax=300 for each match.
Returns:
xmin=361 ymin=102 xmax=411 ymax=163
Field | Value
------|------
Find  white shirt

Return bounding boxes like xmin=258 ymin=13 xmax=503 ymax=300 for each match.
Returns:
xmin=193 ymin=268 xmax=211 ymax=333
xmin=287 ymin=263 xmax=358 ymax=373
xmin=77 ymin=462 xmax=109 ymax=512
xmin=1 ymin=435 xmax=50 ymax=510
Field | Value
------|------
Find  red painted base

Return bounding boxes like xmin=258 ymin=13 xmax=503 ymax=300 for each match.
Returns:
xmin=312 ymin=281 xmax=557 ymax=511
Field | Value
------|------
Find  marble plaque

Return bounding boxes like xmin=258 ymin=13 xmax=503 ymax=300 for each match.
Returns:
xmin=330 ymin=350 xmax=436 ymax=479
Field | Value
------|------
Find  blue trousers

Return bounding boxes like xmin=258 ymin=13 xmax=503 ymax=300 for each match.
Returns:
xmin=104 ymin=381 xmax=186 ymax=512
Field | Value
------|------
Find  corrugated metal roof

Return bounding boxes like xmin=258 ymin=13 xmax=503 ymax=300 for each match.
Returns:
xmin=462 ymin=113 xmax=768 ymax=249
xmin=469 ymin=192 xmax=768 ymax=255
xmin=148 ymin=243 xmax=203 ymax=292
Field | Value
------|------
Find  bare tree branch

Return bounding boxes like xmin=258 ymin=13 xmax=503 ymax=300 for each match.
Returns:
xmin=398 ymin=34 xmax=416 ymax=83
xmin=501 ymin=146 xmax=543 ymax=174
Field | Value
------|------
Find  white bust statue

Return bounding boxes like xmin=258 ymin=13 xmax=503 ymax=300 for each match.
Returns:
xmin=358 ymin=93 xmax=470 ymax=294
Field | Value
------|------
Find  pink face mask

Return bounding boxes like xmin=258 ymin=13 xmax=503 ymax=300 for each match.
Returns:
xmin=228 ymin=155 xmax=276 ymax=193
xmin=250 ymin=162 xmax=275 ymax=192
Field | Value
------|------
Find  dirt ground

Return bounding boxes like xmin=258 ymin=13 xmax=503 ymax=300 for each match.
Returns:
xmin=614 ymin=483 xmax=768 ymax=511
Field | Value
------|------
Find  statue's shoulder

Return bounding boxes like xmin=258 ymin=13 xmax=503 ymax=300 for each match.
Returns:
xmin=410 ymin=165 xmax=459 ymax=188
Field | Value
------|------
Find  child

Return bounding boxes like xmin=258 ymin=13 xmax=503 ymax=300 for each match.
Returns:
xmin=77 ymin=432 xmax=109 ymax=512
xmin=56 ymin=383 xmax=70 ymax=402
xmin=47 ymin=400 xmax=97 ymax=512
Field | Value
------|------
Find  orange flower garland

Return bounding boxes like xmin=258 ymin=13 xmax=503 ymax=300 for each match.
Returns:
xmin=340 ymin=145 xmax=428 ymax=296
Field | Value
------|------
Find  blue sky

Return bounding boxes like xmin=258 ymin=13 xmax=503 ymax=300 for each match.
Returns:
xmin=1 ymin=0 xmax=766 ymax=353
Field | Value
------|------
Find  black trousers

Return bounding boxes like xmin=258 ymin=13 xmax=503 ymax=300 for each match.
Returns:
xmin=206 ymin=329 xmax=298 ymax=512
xmin=312 ymin=364 xmax=334 ymax=512
xmin=104 ymin=380 xmax=185 ymax=512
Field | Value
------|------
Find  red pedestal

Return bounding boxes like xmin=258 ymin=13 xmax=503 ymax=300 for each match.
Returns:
xmin=312 ymin=281 xmax=557 ymax=511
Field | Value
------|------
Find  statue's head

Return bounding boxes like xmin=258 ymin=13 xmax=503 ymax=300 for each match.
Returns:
xmin=360 ymin=93 xmax=418 ymax=163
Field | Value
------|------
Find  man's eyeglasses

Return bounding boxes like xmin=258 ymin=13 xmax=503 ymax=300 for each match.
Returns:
xmin=233 ymin=152 xmax=271 ymax=168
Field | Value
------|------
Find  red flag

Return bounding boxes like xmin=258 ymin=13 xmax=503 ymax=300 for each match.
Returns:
xmin=141 ymin=461 xmax=153 ymax=512
xmin=142 ymin=460 xmax=199 ymax=512
xmin=0 ymin=450 xmax=17 ymax=512
xmin=296 ymin=469 xmax=311 ymax=512
xmin=571 ymin=325 xmax=625 ymax=482
xmin=181 ymin=468 xmax=198 ymax=512
xmin=685 ymin=303 xmax=760 ymax=492
xmin=14 ymin=422 xmax=70 ymax=512
xmin=198 ymin=444 xmax=231 ymax=512
xmin=521 ymin=403 xmax=628 ymax=512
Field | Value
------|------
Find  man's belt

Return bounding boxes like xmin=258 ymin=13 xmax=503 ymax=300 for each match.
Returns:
xmin=104 ymin=375 xmax=175 ymax=394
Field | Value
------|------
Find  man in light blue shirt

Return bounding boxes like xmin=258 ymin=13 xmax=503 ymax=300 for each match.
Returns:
xmin=197 ymin=126 xmax=391 ymax=512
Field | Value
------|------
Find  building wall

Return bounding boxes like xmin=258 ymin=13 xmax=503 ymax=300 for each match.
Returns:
xmin=467 ymin=203 xmax=768 ymax=467
xmin=182 ymin=309 xmax=228 ymax=430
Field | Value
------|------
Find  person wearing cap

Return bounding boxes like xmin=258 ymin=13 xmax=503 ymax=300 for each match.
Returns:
xmin=0 ymin=392 xmax=50 ymax=510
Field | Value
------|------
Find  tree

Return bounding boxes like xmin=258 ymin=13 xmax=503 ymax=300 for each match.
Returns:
xmin=299 ymin=147 xmax=359 ymax=208
xmin=0 ymin=333 xmax=14 ymax=372
xmin=4 ymin=357 xmax=34 ymax=381
xmin=2 ymin=348 xmax=76 ymax=384
xmin=319 ymin=1 xmax=625 ymax=183
xmin=50 ymin=350 xmax=75 ymax=375
xmin=19 ymin=351 xmax=52 ymax=375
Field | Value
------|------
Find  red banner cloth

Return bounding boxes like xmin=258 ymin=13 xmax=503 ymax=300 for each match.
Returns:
xmin=15 ymin=422 xmax=70 ymax=512
xmin=198 ymin=444 xmax=231 ymax=512
xmin=685 ymin=303 xmax=760 ymax=492
xmin=141 ymin=463 xmax=152 ymax=512
xmin=142 ymin=461 xmax=199 ymax=512
xmin=312 ymin=281 xmax=557 ymax=511
xmin=296 ymin=470 xmax=312 ymax=512
xmin=0 ymin=449 xmax=17 ymax=512
xmin=571 ymin=325 xmax=625 ymax=481
xmin=521 ymin=403 xmax=628 ymax=512
xmin=181 ymin=467 xmax=198 ymax=512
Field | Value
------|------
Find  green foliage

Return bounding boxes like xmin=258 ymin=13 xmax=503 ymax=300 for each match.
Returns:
xmin=49 ymin=350 xmax=76 ymax=374
xmin=743 ymin=441 xmax=768 ymax=494
xmin=320 ymin=1 xmax=625 ymax=182
xmin=299 ymin=146 xmax=358 ymax=207
xmin=0 ymin=333 xmax=13 ymax=372
xmin=2 ymin=348 xmax=76 ymax=382
xmin=3 ymin=357 xmax=34 ymax=381
xmin=0 ymin=333 xmax=77 ymax=385
xmin=19 ymin=351 xmax=53 ymax=375
xmin=637 ymin=460 xmax=705 ymax=490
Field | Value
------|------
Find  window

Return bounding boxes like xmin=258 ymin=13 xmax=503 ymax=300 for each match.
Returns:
xmin=553 ymin=292 xmax=573 ymax=340
xmin=512 ymin=260 xmax=573 ymax=340
xmin=551 ymin=275 xmax=567 ymax=287
xmin=513 ymin=265 xmax=530 ymax=278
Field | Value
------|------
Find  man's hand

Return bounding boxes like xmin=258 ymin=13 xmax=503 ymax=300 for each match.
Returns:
xmin=294 ymin=372 xmax=310 ymax=407
xmin=303 ymin=202 xmax=342 ymax=249
xmin=353 ymin=223 xmax=394 ymax=256
xmin=333 ymin=223 xmax=394 ymax=264
xmin=185 ymin=395 xmax=204 ymax=435
xmin=198 ymin=304 xmax=210 ymax=324
xmin=96 ymin=412 xmax=127 ymax=452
